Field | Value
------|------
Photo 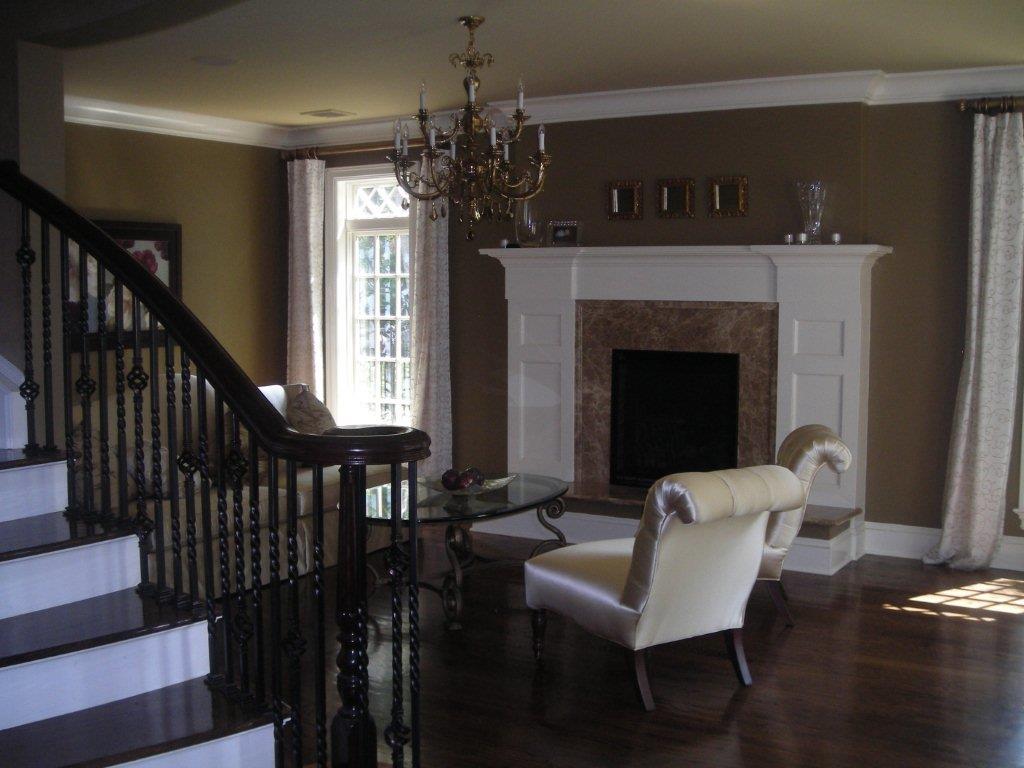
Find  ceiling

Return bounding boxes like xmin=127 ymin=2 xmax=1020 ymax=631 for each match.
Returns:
xmin=60 ymin=0 xmax=1024 ymax=127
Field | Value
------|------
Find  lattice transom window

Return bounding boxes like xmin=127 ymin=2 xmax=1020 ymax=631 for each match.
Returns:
xmin=351 ymin=232 xmax=412 ymax=424
xmin=351 ymin=183 xmax=409 ymax=219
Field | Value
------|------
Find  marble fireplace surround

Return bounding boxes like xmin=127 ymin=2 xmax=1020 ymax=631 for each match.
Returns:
xmin=483 ymin=245 xmax=892 ymax=510
xmin=575 ymin=300 xmax=779 ymax=487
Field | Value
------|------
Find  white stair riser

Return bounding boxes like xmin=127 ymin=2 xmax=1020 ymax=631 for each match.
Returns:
xmin=0 ymin=461 xmax=67 ymax=522
xmin=0 ymin=536 xmax=139 ymax=620
xmin=0 ymin=622 xmax=209 ymax=729
xmin=113 ymin=725 xmax=275 ymax=768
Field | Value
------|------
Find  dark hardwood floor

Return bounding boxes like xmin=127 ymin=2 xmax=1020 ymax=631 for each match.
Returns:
xmin=343 ymin=532 xmax=1024 ymax=768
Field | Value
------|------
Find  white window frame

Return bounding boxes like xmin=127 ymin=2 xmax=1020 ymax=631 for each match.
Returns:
xmin=325 ymin=164 xmax=410 ymax=424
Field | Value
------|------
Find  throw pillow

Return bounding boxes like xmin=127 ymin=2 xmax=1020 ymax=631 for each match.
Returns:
xmin=286 ymin=389 xmax=337 ymax=435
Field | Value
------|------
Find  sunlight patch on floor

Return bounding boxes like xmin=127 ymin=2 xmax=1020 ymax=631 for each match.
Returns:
xmin=883 ymin=578 xmax=1024 ymax=622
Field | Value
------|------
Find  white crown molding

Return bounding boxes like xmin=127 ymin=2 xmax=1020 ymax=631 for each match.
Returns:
xmin=489 ymin=70 xmax=887 ymax=124
xmin=64 ymin=96 xmax=291 ymax=149
xmin=64 ymin=65 xmax=1024 ymax=148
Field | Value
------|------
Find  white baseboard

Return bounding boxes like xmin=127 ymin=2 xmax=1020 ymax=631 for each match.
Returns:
xmin=864 ymin=521 xmax=1024 ymax=572
xmin=114 ymin=725 xmax=276 ymax=768
xmin=0 ymin=621 xmax=208 ymax=730
xmin=0 ymin=460 xmax=68 ymax=522
xmin=476 ymin=510 xmax=1024 ymax=575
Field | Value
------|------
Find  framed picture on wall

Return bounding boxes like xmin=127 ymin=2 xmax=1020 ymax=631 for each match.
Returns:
xmin=95 ymin=220 xmax=182 ymax=298
xmin=68 ymin=221 xmax=181 ymax=343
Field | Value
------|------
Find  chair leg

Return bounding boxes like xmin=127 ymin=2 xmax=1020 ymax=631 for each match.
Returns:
xmin=633 ymin=650 xmax=656 ymax=711
xmin=531 ymin=609 xmax=547 ymax=663
xmin=723 ymin=628 xmax=753 ymax=687
xmin=766 ymin=579 xmax=796 ymax=627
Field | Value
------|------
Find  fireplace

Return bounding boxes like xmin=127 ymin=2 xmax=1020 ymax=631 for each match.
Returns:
xmin=610 ymin=349 xmax=739 ymax=486
xmin=487 ymin=244 xmax=890 ymax=511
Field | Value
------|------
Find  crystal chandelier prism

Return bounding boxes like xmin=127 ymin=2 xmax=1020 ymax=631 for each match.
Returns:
xmin=389 ymin=15 xmax=551 ymax=241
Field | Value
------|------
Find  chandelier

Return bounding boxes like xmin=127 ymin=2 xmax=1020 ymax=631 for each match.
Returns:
xmin=390 ymin=15 xmax=551 ymax=241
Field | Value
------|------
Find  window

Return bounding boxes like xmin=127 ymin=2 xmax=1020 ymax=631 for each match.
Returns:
xmin=326 ymin=167 xmax=411 ymax=426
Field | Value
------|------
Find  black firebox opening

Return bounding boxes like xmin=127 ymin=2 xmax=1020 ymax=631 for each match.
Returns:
xmin=609 ymin=349 xmax=740 ymax=487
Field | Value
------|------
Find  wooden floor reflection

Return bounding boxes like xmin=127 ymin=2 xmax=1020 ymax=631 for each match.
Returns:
xmin=312 ymin=532 xmax=1024 ymax=767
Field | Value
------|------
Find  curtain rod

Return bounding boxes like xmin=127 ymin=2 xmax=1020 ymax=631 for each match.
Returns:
xmin=959 ymin=96 xmax=1022 ymax=114
xmin=280 ymin=139 xmax=425 ymax=161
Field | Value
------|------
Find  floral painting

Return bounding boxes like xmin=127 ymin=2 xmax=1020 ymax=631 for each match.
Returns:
xmin=68 ymin=221 xmax=181 ymax=338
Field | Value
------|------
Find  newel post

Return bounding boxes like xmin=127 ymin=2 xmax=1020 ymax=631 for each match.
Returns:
xmin=332 ymin=462 xmax=376 ymax=767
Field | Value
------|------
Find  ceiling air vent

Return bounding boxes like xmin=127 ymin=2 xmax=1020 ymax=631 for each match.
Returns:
xmin=300 ymin=109 xmax=355 ymax=119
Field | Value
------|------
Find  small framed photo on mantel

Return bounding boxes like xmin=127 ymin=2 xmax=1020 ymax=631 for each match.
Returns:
xmin=548 ymin=220 xmax=582 ymax=246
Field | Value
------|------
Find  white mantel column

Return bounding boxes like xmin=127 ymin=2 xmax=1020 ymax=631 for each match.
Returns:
xmin=484 ymin=245 xmax=890 ymax=511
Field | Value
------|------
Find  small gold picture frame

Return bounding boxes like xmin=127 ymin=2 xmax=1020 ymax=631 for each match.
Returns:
xmin=707 ymin=176 xmax=749 ymax=218
xmin=608 ymin=180 xmax=643 ymax=220
xmin=657 ymin=178 xmax=695 ymax=219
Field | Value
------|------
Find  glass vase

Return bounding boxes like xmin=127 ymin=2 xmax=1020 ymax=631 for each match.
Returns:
xmin=795 ymin=181 xmax=828 ymax=245
xmin=514 ymin=200 xmax=544 ymax=247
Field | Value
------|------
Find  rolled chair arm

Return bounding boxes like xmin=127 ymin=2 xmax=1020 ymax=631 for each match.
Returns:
xmin=760 ymin=425 xmax=852 ymax=580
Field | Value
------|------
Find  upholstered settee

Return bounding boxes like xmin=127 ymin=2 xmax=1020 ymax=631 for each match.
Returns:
xmin=72 ymin=376 xmax=393 ymax=597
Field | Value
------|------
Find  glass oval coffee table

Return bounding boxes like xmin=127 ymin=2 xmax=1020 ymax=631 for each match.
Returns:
xmin=366 ymin=473 xmax=569 ymax=630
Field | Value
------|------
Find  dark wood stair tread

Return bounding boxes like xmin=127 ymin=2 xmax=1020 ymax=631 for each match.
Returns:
xmin=0 ymin=448 xmax=64 ymax=471
xmin=0 ymin=588 xmax=201 ymax=668
xmin=0 ymin=511 xmax=128 ymax=562
xmin=0 ymin=677 xmax=270 ymax=768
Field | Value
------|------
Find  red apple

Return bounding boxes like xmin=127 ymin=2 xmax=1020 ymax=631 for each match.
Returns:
xmin=441 ymin=468 xmax=460 ymax=490
xmin=456 ymin=470 xmax=476 ymax=489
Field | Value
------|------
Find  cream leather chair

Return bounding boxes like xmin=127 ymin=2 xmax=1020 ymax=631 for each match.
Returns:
xmin=759 ymin=425 xmax=851 ymax=626
xmin=525 ymin=463 xmax=807 ymax=711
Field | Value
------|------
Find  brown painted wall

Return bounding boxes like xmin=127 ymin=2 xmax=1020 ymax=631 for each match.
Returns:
xmin=64 ymin=123 xmax=287 ymax=385
xmin=864 ymin=104 xmax=973 ymax=528
xmin=338 ymin=101 xmax=981 ymax=532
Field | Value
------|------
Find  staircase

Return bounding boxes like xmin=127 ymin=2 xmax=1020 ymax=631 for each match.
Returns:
xmin=0 ymin=448 xmax=272 ymax=766
xmin=0 ymin=162 xmax=430 ymax=767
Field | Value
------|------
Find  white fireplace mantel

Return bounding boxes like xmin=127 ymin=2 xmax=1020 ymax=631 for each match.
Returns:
xmin=483 ymin=245 xmax=892 ymax=510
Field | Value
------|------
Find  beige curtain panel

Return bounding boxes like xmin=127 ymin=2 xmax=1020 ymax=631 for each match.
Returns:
xmin=926 ymin=112 xmax=1024 ymax=570
xmin=286 ymin=158 xmax=326 ymax=397
xmin=409 ymin=158 xmax=453 ymax=477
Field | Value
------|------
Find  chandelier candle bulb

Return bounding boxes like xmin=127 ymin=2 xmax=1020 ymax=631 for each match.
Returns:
xmin=538 ymin=124 xmax=546 ymax=152
xmin=517 ymin=76 xmax=525 ymax=110
xmin=428 ymin=127 xmax=436 ymax=148
xmin=503 ymin=142 xmax=510 ymax=162
xmin=490 ymin=125 xmax=497 ymax=146
xmin=419 ymin=81 xmax=427 ymax=112
xmin=468 ymin=80 xmax=476 ymax=103
xmin=393 ymin=121 xmax=401 ymax=152
xmin=401 ymin=125 xmax=409 ymax=156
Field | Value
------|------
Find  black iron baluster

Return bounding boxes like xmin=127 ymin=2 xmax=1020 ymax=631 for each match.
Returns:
xmin=332 ymin=463 xmax=374 ymax=768
xmin=150 ymin=320 xmax=168 ymax=600
xmin=312 ymin=465 xmax=328 ymax=768
xmin=165 ymin=334 xmax=183 ymax=604
xmin=77 ymin=249 xmax=96 ymax=523
xmin=215 ymin=393 xmax=235 ymax=688
xmin=285 ymin=460 xmax=305 ymax=768
xmin=385 ymin=462 xmax=409 ymax=766
xmin=407 ymin=460 xmax=421 ymax=768
xmin=39 ymin=219 xmax=55 ymax=451
xmin=114 ymin=283 xmax=128 ymax=523
xmin=248 ymin=434 xmax=265 ymax=703
xmin=96 ymin=265 xmax=111 ymax=520
xmin=177 ymin=352 xmax=200 ymax=608
xmin=16 ymin=204 xmax=39 ymax=452
xmin=267 ymin=455 xmax=285 ymax=767
xmin=227 ymin=412 xmax=252 ymax=697
xmin=59 ymin=233 xmax=77 ymax=519
xmin=128 ymin=296 xmax=154 ymax=595
xmin=197 ymin=370 xmax=221 ymax=686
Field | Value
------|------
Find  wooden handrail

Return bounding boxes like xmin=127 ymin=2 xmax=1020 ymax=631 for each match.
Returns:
xmin=0 ymin=160 xmax=430 ymax=466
